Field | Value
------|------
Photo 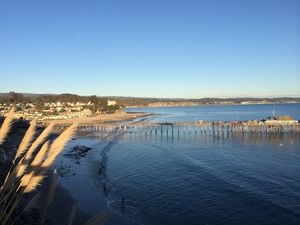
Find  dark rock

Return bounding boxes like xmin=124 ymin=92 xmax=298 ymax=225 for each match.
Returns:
xmin=63 ymin=145 xmax=92 ymax=163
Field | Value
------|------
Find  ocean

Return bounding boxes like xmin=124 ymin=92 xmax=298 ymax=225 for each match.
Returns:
xmin=125 ymin=103 xmax=300 ymax=122
xmin=68 ymin=104 xmax=300 ymax=225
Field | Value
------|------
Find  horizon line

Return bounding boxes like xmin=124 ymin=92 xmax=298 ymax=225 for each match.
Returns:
xmin=1 ymin=91 xmax=300 ymax=100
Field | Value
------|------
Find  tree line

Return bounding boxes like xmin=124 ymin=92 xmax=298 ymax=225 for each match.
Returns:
xmin=1 ymin=91 xmax=299 ymax=107
xmin=0 ymin=92 xmax=120 ymax=114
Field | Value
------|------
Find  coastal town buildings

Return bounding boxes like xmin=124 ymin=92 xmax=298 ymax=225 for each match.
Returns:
xmin=0 ymin=101 xmax=101 ymax=121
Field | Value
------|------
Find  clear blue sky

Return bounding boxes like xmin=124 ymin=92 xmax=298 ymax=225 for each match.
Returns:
xmin=0 ymin=0 xmax=299 ymax=98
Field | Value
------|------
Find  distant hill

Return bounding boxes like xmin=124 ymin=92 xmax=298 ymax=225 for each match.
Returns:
xmin=0 ymin=92 xmax=299 ymax=107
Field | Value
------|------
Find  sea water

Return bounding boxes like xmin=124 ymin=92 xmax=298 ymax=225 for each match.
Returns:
xmin=102 ymin=104 xmax=300 ymax=225
xmin=125 ymin=103 xmax=300 ymax=122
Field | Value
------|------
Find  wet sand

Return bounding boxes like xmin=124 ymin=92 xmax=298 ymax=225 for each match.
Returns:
xmin=40 ymin=131 xmax=134 ymax=225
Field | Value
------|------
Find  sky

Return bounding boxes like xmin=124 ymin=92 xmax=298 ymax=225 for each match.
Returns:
xmin=0 ymin=0 xmax=299 ymax=98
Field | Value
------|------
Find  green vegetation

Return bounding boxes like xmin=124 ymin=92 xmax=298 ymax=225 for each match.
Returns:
xmin=0 ymin=92 xmax=299 ymax=108
xmin=0 ymin=92 xmax=121 ymax=115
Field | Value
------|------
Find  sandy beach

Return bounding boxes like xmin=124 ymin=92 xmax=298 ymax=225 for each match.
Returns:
xmin=42 ymin=112 xmax=149 ymax=126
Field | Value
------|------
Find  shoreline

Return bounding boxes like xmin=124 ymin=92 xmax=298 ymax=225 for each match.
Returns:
xmin=38 ymin=132 xmax=134 ymax=225
xmin=43 ymin=113 xmax=154 ymax=224
xmin=2 ymin=112 xmax=146 ymax=225
xmin=42 ymin=112 xmax=151 ymax=126
xmin=125 ymin=102 xmax=300 ymax=109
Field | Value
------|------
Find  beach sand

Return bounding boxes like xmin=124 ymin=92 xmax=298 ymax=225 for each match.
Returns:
xmin=43 ymin=112 xmax=148 ymax=126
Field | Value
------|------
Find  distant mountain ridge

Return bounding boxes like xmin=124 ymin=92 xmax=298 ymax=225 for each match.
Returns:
xmin=0 ymin=92 xmax=299 ymax=107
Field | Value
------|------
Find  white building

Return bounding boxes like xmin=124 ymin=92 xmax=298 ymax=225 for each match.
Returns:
xmin=107 ymin=100 xmax=117 ymax=106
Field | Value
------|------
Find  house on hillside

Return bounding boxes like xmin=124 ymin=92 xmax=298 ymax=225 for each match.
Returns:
xmin=107 ymin=100 xmax=117 ymax=106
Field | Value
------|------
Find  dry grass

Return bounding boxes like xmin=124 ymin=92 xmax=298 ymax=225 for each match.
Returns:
xmin=67 ymin=201 xmax=78 ymax=225
xmin=40 ymin=123 xmax=77 ymax=169
xmin=41 ymin=171 xmax=58 ymax=225
xmin=23 ymin=122 xmax=55 ymax=162
xmin=30 ymin=140 xmax=51 ymax=167
xmin=0 ymin=107 xmax=15 ymax=148
xmin=84 ymin=210 xmax=110 ymax=225
xmin=0 ymin=109 xmax=76 ymax=225
xmin=0 ymin=109 xmax=109 ymax=225
xmin=14 ymin=120 xmax=37 ymax=163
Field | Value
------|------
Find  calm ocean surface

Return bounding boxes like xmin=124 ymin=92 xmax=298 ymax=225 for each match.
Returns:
xmin=125 ymin=103 xmax=300 ymax=122
xmin=95 ymin=104 xmax=300 ymax=225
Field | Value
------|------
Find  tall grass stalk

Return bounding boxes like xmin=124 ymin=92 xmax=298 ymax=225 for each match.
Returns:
xmin=41 ymin=170 xmax=57 ymax=225
xmin=67 ymin=201 xmax=78 ymax=225
xmin=14 ymin=120 xmax=37 ymax=163
xmin=85 ymin=211 xmax=110 ymax=225
xmin=0 ymin=110 xmax=76 ymax=225
xmin=0 ymin=107 xmax=14 ymax=146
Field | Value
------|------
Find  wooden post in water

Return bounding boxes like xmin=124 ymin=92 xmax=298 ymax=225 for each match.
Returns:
xmin=172 ymin=125 xmax=174 ymax=139
xmin=167 ymin=125 xmax=169 ymax=137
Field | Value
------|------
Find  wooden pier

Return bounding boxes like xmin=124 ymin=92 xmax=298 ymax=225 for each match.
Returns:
xmin=55 ymin=121 xmax=300 ymax=136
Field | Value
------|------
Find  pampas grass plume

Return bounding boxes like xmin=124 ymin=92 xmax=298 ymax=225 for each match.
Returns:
xmin=41 ymin=123 xmax=77 ymax=169
xmin=14 ymin=120 xmax=37 ymax=162
xmin=24 ymin=122 xmax=54 ymax=162
xmin=0 ymin=107 xmax=15 ymax=146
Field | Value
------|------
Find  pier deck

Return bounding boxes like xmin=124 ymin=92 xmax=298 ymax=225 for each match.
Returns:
xmin=55 ymin=120 xmax=300 ymax=135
